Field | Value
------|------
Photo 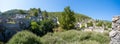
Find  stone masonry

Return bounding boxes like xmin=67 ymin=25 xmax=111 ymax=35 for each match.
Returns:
xmin=109 ymin=16 xmax=120 ymax=44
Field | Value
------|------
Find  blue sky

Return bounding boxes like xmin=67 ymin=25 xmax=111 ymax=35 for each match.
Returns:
xmin=0 ymin=0 xmax=120 ymax=21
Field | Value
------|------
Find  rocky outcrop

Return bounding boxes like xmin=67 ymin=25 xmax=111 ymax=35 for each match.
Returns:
xmin=109 ymin=16 xmax=120 ymax=44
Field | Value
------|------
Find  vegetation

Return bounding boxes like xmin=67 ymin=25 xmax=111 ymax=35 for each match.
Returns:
xmin=29 ymin=21 xmax=41 ymax=36
xmin=42 ymin=10 xmax=48 ymax=19
xmin=87 ymin=21 xmax=93 ymax=27
xmin=19 ymin=10 xmax=26 ymax=14
xmin=28 ymin=19 xmax=54 ymax=36
xmin=41 ymin=30 xmax=110 ymax=44
xmin=59 ymin=6 xmax=75 ymax=30
xmin=39 ymin=19 xmax=54 ymax=36
xmin=96 ymin=20 xmax=112 ymax=28
xmin=29 ymin=8 xmax=41 ymax=17
xmin=28 ymin=10 xmax=55 ymax=36
xmin=7 ymin=30 xmax=41 ymax=44
xmin=47 ymin=12 xmax=91 ymax=22
xmin=6 ymin=30 xmax=109 ymax=44
xmin=0 ymin=41 xmax=4 ymax=44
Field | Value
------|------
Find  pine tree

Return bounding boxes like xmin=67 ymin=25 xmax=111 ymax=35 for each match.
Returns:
xmin=59 ymin=6 xmax=75 ymax=30
xmin=42 ymin=10 xmax=48 ymax=19
xmin=29 ymin=8 xmax=39 ymax=17
xmin=38 ymin=8 xmax=41 ymax=13
xmin=19 ymin=10 xmax=26 ymax=14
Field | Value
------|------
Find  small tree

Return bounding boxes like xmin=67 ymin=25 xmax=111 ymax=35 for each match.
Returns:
xmin=19 ymin=10 xmax=26 ymax=14
xmin=28 ymin=19 xmax=54 ymax=36
xmin=42 ymin=10 xmax=48 ymax=19
xmin=38 ymin=8 xmax=41 ymax=13
xmin=31 ymin=21 xmax=39 ymax=30
xmin=96 ymin=22 xmax=103 ymax=27
xmin=29 ymin=21 xmax=41 ymax=36
xmin=87 ymin=22 xmax=93 ymax=27
xmin=29 ymin=8 xmax=39 ymax=17
xmin=107 ymin=23 xmax=112 ymax=28
xmin=81 ymin=25 xmax=85 ymax=29
xmin=59 ymin=6 xmax=75 ymax=30
xmin=39 ymin=19 xmax=54 ymax=35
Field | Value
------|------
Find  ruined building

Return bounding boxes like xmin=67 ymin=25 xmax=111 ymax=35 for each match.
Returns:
xmin=109 ymin=16 xmax=120 ymax=44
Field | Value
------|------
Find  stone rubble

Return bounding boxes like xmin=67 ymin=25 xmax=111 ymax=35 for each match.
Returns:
xmin=109 ymin=16 xmax=120 ymax=44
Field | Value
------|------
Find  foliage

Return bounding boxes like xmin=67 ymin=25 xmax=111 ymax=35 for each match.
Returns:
xmin=29 ymin=21 xmax=42 ymax=36
xmin=42 ymin=10 xmax=48 ymax=19
xmin=81 ymin=24 xmax=85 ymax=29
xmin=47 ymin=12 xmax=91 ymax=22
xmin=106 ymin=22 xmax=112 ymax=28
xmin=41 ymin=30 xmax=110 ymax=44
xmin=74 ymin=13 xmax=91 ymax=22
xmin=53 ymin=27 xmax=66 ymax=32
xmin=19 ymin=10 xmax=26 ymax=14
xmin=78 ymin=40 xmax=100 ymax=44
xmin=0 ymin=41 xmax=4 ymax=44
xmin=59 ymin=6 xmax=75 ymax=30
xmin=107 ymin=24 xmax=112 ymax=28
xmin=96 ymin=21 xmax=103 ymax=27
xmin=38 ymin=8 xmax=41 ymax=13
xmin=7 ymin=30 xmax=41 ymax=44
xmin=31 ymin=21 xmax=39 ymax=30
xmin=39 ymin=19 xmax=54 ymax=35
xmin=87 ymin=21 xmax=93 ymax=27
xmin=96 ymin=20 xmax=112 ymax=28
xmin=29 ymin=8 xmax=41 ymax=17
xmin=28 ymin=18 xmax=54 ymax=36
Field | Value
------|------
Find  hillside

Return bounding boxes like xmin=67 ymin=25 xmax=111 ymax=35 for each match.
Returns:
xmin=47 ymin=12 xmax=92 ymax=21
xmin=2 ymin=9 xmax=92 ymax=21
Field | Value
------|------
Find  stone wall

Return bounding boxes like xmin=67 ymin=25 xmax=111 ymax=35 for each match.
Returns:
xmin=109 ymin=16 xmax=120 ymax=44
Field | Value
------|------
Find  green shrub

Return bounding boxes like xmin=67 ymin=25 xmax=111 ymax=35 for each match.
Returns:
xmin=7 ymin=30 xmax=109 ymax=44
xmin=41 ymin=30 xmax=110 ymax=44
xmin=7 ymin=30 xmax=41 ymax=44
xmin=0 ymin=41 xmax=4 ymax=44
xmin=90 ymin=33 xmax=109 ymax=44
xmin=67 ymin=40 xmax=100 ymax=44
xmin=79 ymin=40 xmax=100 ymax=44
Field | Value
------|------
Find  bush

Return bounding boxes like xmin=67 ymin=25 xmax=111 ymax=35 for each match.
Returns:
xmin=41 ymin=33 xmax=66 ymax=44
xmin=28 ymin=18 xmax=54 ymax=36
xmin=0 ymin=41 xmax=4 ymax=44
xmin=7 ymin=30 xmax=41 ymax=44
xmin=29 ymin=21 xmax=42 ymax=36
xmin=79 ymin=40 xmax=100 ymax=44
xmin=41 ymin=30 xmax=110 ymax=44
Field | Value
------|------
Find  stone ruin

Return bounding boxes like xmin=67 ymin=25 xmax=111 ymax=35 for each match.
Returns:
xmin=109 ymin=16 xmax=120 ymax=44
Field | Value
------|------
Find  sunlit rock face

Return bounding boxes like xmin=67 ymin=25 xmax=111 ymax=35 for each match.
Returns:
xmin=110 ymin=16 xmax=120 ymax=44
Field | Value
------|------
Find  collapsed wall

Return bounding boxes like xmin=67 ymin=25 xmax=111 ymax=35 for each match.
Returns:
xmin=109 ymin=16 xmax=120 ymax=44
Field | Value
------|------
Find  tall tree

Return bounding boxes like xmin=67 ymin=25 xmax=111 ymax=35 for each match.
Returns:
xmin=38 ymin=8 xmax=41 ymax=13
xmin=0 ymin=11 xmax=1 ymax=13
xmin=39 ymin=19 xmax=54 ymax=34
xmin=19 ymin=10 xmax=26 ymax=14
xmin=29 ymin=8 xmax=38 ymax=17
xmin=42 ymin=10 xmax=48 ymax=19
xmin=59 ymin=6 xmax=75 ymax=30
